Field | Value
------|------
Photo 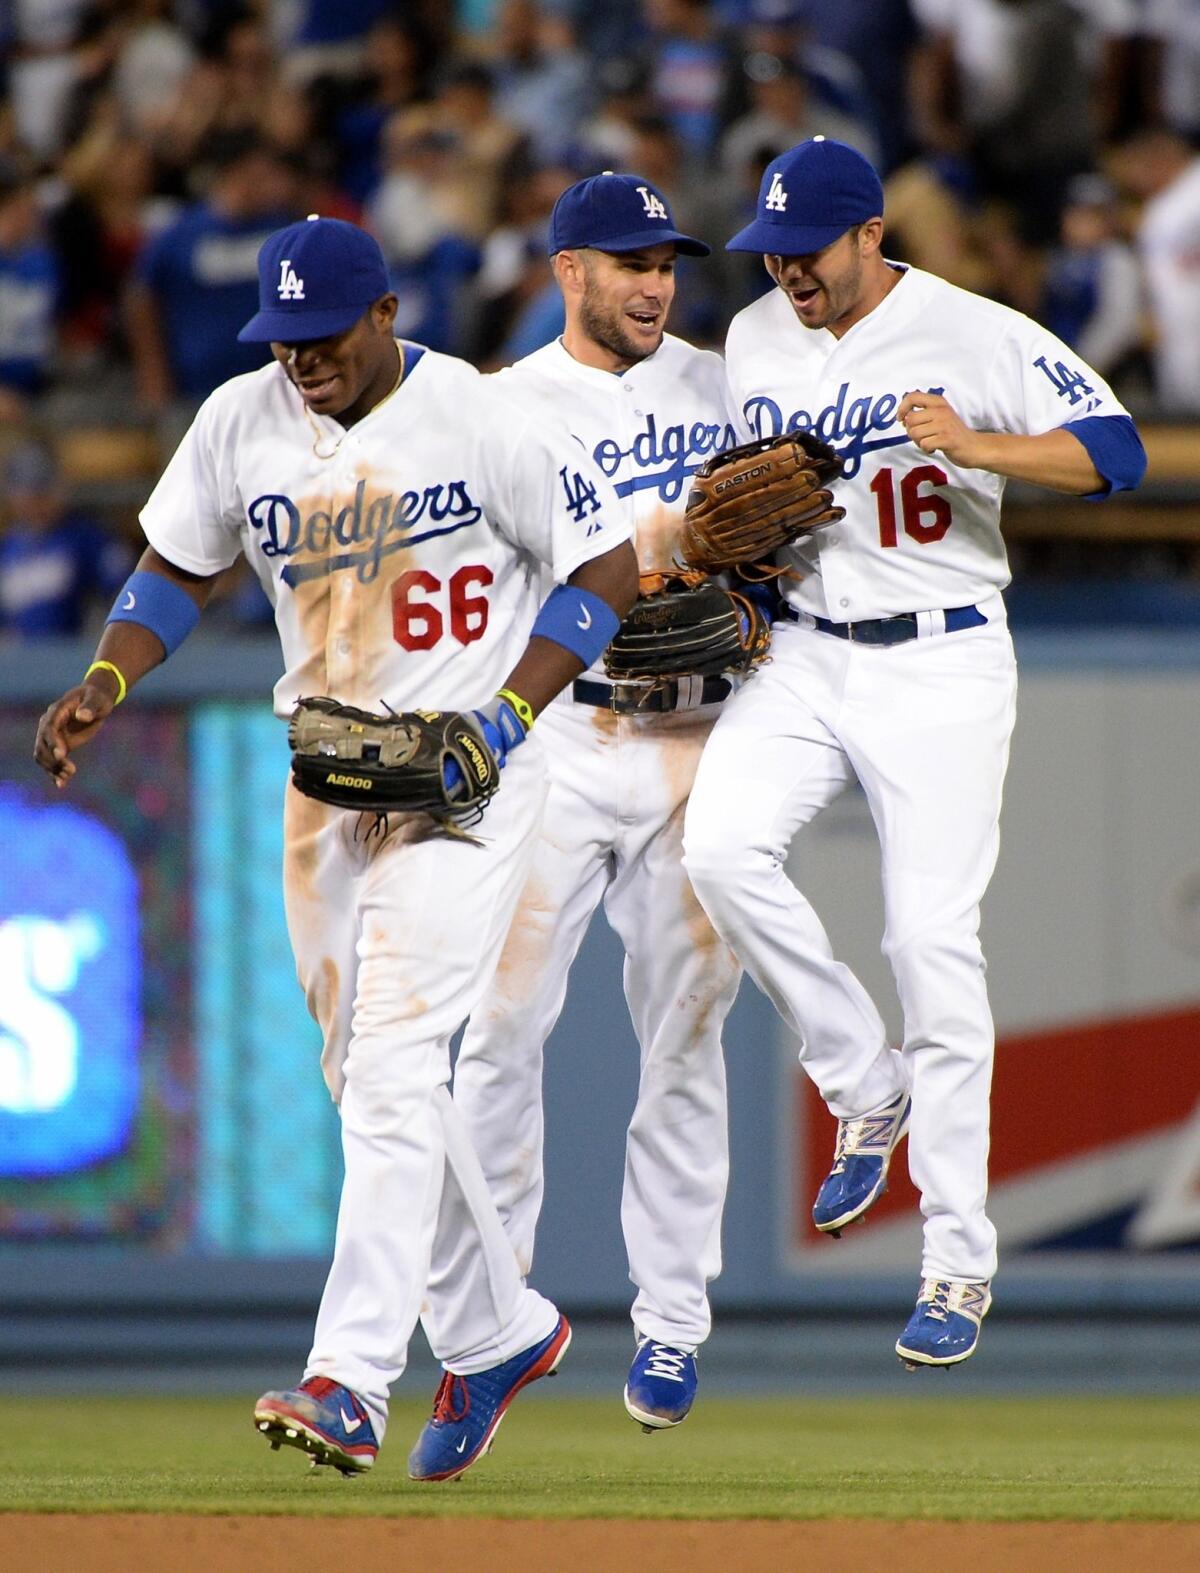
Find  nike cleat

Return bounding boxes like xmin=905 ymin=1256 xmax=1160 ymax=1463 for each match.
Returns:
xmin=812 ymin=1092 xmax=911 ymax=1237
xmin=407 ymin=1313 xmax=571 ymax=1482
xmin=624 ymin=1335 xmax=698 ymax=1431
xmin=896 ymin=1279 xmax=992 ymax=1370
xmin=254 ymin=1376 xmax=378 ymax=1474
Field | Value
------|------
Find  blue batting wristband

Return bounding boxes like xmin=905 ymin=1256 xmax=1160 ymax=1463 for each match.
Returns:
xmin=106 ymin=569 xmax=201 ymax=655
xmin=530 ymin=584 xmax=621 ymax=668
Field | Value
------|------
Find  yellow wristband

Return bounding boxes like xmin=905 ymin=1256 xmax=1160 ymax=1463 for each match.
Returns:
xmin=497 ymin=687 xmax=534 ymax=733
xmin=84 ymin=660 xmax=128 ymax=706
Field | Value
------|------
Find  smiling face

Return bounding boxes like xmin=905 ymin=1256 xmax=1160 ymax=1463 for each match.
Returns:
xmin=271 ymin=295 xmax=401 ymax=425
xmin=765 ymin=220 xmax=889 ymax=337
xmin=558 ymin=242 xmax=677 ymax=371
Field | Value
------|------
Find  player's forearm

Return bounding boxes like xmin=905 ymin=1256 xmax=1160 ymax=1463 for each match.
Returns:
xmin=966 ymin=428 xmax=1103 ymax=495
xmin=502 ymin=540 xmax=638 ymax=717
xmin=91 ymin=547 xmax=219 ymax=697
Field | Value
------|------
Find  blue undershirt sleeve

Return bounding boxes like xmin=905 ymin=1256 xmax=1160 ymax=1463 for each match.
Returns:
xmin=1063 ymin=414 xmax=1147 ymax=499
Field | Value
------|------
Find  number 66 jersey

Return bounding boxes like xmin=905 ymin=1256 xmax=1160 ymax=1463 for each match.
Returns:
xmin=726 ymin=263 xmax=1134 ymax=622
xmin=138 ymin=343 xmax=631 ymax=716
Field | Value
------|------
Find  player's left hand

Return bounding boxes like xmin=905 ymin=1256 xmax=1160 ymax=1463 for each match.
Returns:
xmin=898 ymin=390 xmax=986 ymax=468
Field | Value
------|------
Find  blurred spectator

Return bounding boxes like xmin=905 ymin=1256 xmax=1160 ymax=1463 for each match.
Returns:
xmin=332 ymin=15 xmax=432 ymax=204
xmin=0 ymin=438 xmax=132 ymax=640
xmin=909 ymin=0 xmax=1139 ymax=242
xmin=279 ymin=0 xmax=401 ymax=85
xmin=578 ymin=56 xmax=655 ymax=167
xmin=0 ymin=156 xmax=60 ymax=399
xmin=110 ymin=0 xmax=197 ymax=139
xmin=882 ymin=158 xmax=995 ymax=294
xmin=51 ymin=124 xmax=157 ymax=363
xmin=1038 ymin=174 xmax=1142 ymax=382
xmin=719 ymin=52 xmax=878 ymax=178
xmin=717 ymin=15 xmax=884 ymax=170
xmin=366 ymin=109 xmax=482 ymax=354
xmin=785 ymin=0 xmax=919 ymax=172
xmin=4 ymin=0 xmax=92 ymax=164
xmin=489 ymin=0 xmax=594 ymax=162
xmin=124 ymin=132 xmax=299 ymax=416
xmin=433 ymin=63 xmax=526 ymax=238
xmin=474 ymin=162 xmax=575 ymax=364
xmin=152 ymin=6 xmax=281 ymax=184
xmin=1142 ymin=0 xmax=1200 ymax=144
xmin=1117 ymin=129 xmax=1200 ymax=414
xmin=641 ymin=0 xmax=727 ymax=156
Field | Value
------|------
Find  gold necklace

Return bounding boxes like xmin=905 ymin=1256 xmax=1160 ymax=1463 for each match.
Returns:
xmin=304 ymin=340 xmax=406 ymax=460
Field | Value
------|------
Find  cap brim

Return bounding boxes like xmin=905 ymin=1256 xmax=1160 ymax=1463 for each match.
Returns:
xmin=558 ymin=227 xmax=710 ymax=258
xmin=725 ymin=217 xmax=853 ymax=255
xmin=236 ymin=301 xmax=371 ymax=344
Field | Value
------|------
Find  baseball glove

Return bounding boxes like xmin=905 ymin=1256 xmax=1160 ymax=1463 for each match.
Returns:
xmin=603 ymin=570 xmax=771 ymax=685
xmin=679 ymin=431 xmax=845 ymax=576
xmin=288 ymin=696 xmax=499 ymax=829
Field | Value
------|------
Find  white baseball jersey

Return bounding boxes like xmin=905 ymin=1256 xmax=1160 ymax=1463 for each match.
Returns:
xmin=137 ymin=343 xmax=632 ymax=1433
xmin=494 ymin=333 xmax=743 ymax=673
xmin=139 ymin=343 xmax=631 ymax=716
xmin=424 ymin=333 xmax=743 ymax=1359
xmin=727 ymin=264 xmax=1133 ymax=621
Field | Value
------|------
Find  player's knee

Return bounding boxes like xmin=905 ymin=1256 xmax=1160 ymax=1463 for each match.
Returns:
xmin=681 ymin=821 xmax=757 ymax=906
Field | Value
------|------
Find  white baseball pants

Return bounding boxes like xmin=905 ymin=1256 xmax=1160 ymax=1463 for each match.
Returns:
xmin=281 ymin=744 xmax=559 ymax=1440
xmin=425 ymin=695 xmax=740 ymax=1355
xmin=683 ymin=602 xmax=1017 ymax=1283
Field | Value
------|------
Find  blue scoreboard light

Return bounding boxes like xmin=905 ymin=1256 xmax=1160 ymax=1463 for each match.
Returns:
xmin=0 ymin=790 xmax=141 ymax=1177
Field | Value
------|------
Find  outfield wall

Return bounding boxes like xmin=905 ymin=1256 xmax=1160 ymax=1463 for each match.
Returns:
xmin=1 ymin=631 xmax=1198 ymax=1353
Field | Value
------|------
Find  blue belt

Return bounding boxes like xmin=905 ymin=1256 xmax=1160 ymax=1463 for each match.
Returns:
xmin=572 ymin=676 xmax=732 ymax=713
xmin=782 ymin=603 xmax=986 ymax=646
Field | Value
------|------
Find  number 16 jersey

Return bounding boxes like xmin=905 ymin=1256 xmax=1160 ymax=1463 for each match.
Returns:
xmin=726 ymin=264 xmax=1133 ymax=622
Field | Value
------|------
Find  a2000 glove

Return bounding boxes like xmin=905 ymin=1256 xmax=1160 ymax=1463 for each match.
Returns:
xmin=679 ymin=431 xmax=845 ymax=576
xmin=288 ymin=697 xmax=500 ymax=830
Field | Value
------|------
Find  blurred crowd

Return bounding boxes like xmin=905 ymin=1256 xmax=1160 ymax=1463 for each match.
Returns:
xmin=2 ymin=0 xmax=1200 ymax=637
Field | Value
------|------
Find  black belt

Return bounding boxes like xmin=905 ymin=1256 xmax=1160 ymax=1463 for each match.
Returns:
xmin=782 ymin=603 xmax=986 ymax=646
xmin=572 ymin=676 xmax=732 ymax=714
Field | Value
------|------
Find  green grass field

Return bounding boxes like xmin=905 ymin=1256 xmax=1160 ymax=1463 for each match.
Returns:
xmin=1 ymin=1393 xmax=1198 ymax=1520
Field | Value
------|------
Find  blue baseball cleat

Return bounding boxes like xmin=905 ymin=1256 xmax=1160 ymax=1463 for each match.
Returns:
xmin=812 ymin=1092 xmax=912 ymax=1237
xmin=254 ymin=1376 xmax=379 ymax=1474
xmin=623 ymin=1335 xmax=698 ymax=1431
xmin=896 ymin=1279 xmax=992 ymax=1370
xmin=407 ymin=1313 xmax=571 ymax=1482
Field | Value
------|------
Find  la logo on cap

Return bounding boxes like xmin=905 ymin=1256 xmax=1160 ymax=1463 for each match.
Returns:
xmin=638 ymin=185 xmax=668 ymax=220
xmin=277 ymin=259 xmax=305 ymax=300
xmin=765 ymin=171 xmax=788 ymax=212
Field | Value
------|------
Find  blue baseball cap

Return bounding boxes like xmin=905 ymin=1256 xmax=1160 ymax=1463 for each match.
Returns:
xmin=548 ymin=172 xmax=710 ymax=257
xmin=726 ymin=138 xmax=884 ymax=256
xmin=238 ymin=215 xmax=391 ymax=343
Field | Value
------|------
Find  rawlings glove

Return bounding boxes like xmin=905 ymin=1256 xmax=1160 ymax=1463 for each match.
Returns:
xmin=679 ymin=431 xmax=845 ymax=576
xmin=603 ymin=570 xmax=771 ymax=685
xmin=287 ymin=697 xmax=504 ymax=833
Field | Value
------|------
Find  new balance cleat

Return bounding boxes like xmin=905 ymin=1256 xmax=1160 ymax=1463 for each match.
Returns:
xmin=407 ymin=1312 xmax=571 ymax=1482
xmin=254 ymin=1376 xmax=378 ymax=1474
xmin=624 ymin=1336 xmax=698 ymax=1431
xmin=812 ymin=1092 xmax=911 ymax=1237
xmin=896 ymin=1279 xmax=992 ymax=1370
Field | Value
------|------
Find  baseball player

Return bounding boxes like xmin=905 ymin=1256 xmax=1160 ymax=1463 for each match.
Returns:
xmin=33 ymin=216 xmax=637 ymax=1478
xmin=416 ymin=173 xmax=744 ymax=1438
xmin=681 ymin=139 xmax=1146 ymax=1368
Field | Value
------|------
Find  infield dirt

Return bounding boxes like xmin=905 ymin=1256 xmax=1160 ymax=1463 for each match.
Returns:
xmin=6 ymin=1514 xmax=1200 ymax=1573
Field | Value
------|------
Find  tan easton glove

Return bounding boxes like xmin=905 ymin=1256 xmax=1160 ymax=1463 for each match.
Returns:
xmin=679 ymin=431 xmax=845 ymax=577
xmin=603 ymin=569 xmax=771 ymax=685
